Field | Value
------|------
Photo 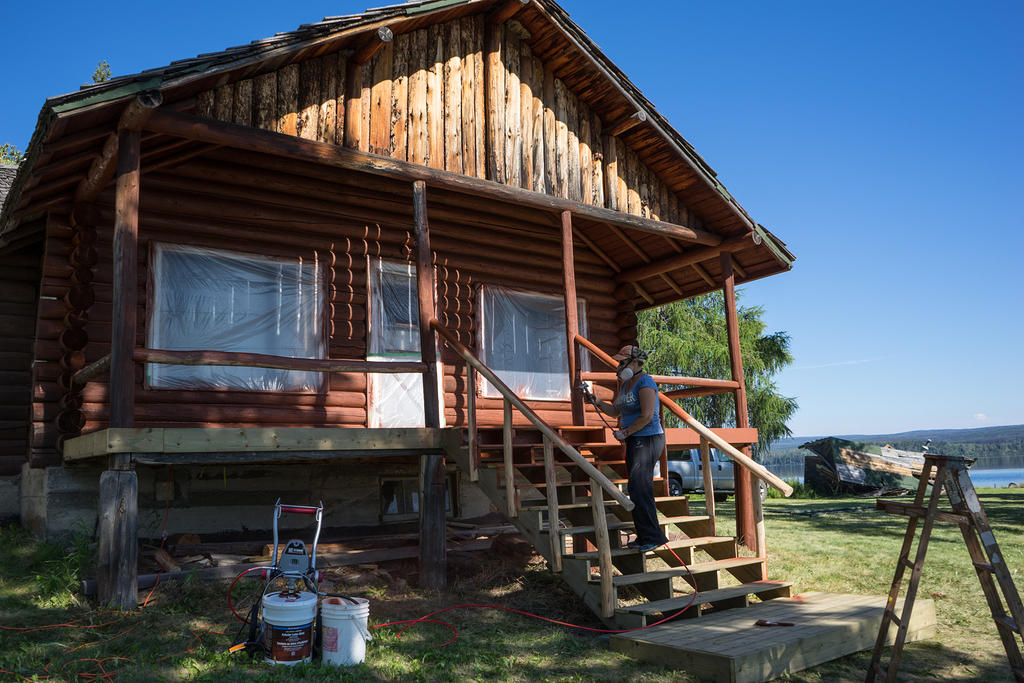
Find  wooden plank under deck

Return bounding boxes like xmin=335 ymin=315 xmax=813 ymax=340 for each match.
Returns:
xmin=62 ymin=426 xmax=461 ymax=463
xmin=609 ymin=592 xmax=936 ymax=683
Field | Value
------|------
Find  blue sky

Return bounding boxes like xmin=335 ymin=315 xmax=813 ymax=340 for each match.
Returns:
xmin=2 ymin=1 xmax=1021 ymax=436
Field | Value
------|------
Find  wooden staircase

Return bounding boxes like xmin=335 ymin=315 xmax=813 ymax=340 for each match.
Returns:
xmin=450 ymin=422 xmax=793 ymax=628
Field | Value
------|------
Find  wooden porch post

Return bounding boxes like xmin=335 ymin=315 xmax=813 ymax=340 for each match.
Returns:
xmin=560 ymin=210 xmax=584 ymax=425
xmin=413 ymin=179 xmax=446 ymax=589
xmin=98 ymin=129 xmax=140 ymax=608
xmin=720 ymin=251 xmax=756 ymax=550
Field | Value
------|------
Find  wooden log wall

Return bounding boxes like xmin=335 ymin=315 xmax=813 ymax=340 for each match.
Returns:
xmin=193 ymin=16 xmax=701 ymax=231
xmin=30 ymin=144 xmax=624 ymax=450
xmin=0 ymin=244 xmax=40 ymax=474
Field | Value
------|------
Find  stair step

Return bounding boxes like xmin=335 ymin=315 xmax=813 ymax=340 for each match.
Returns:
xmin=606 ymin=569 xmax=694 ymax=587
xmin=480 ymin=460 xmax=627 ymax=469
xmin=542 ymin=515 xmax=708 ymax=535
xmin=615 ymin=581 xmax=794 ymax=616
xmin=505 ymin=477 xmax=665 ymax=490
xmin=521 ymin=496 xmax=685 ymax=513
xmin=478 ymin=442 xmax=620 ymax=455
xmin=567 ymin=536 xmax=734 ymax=560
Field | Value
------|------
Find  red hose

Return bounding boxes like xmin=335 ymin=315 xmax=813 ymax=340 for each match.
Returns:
xmin=374 ymin=544 xmax=699 ymax=646
xmin=228 ymin=567 xmax=268 ymax=623
xmin=227 ymin=544 xmax=700 ymax=645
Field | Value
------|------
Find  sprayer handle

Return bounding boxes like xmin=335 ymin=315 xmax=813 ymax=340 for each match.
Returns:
xmin=279 ymin=505 xmax=318 ymax=515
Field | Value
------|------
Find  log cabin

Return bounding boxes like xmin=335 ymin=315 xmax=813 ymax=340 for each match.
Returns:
xmin=0 ymin=0 xmax=795 ymax=616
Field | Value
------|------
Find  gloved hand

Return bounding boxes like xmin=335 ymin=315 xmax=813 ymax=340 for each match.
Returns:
xmin=613 ymin=429 xmax=627 ymax=441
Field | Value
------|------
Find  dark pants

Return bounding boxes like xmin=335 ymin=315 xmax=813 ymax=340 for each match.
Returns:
xmin=626 ymin=432 xmax=668 ymax=546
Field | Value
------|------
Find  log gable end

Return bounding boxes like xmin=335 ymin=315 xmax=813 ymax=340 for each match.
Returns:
xmin=192 ymin=16 xmax=697 ymax=232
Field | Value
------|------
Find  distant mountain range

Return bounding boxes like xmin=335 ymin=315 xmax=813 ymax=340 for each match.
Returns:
xmin=763 ymin=424 xmax=1024 ymax=468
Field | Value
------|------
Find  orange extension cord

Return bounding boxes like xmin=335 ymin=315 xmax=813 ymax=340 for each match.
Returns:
xmin=0 ymin=466 xmax=228 ymax=682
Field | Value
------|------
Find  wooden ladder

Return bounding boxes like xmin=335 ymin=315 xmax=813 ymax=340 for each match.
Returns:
xmin=868 ymin=454 xmax=1024 ymax=682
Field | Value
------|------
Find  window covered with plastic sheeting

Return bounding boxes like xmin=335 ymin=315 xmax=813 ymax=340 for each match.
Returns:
xmin=369 ymin=260 xmax=419 ymax=356
xmin=478 ymin=286 xmax=587 ymax=401
xmin=147 ymin=244 xmax=326 ymax=391
xmin=368 ymin=260 xmax=426 ymax=427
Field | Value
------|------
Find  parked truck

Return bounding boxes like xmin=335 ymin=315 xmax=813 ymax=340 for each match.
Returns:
xmin=661 ymin=447 xmax=767 ymax=502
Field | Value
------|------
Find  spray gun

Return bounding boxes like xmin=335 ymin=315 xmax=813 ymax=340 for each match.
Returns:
xmin=576 ymin=380 xmax=598 ymax=406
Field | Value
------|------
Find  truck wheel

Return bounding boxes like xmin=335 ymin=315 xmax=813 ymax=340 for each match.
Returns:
xmin=668 ymin=476 xmax=684 ymax=497
xmin=713 ymin=491 xmax=729 ymax=503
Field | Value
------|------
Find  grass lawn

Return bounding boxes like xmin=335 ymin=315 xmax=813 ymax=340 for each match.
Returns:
xmin=1 ymin=488 xmax=1022 ymax=681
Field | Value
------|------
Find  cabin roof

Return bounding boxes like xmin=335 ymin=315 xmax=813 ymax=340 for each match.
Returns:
xmin=0 ymin=165 xmax=15 ymax=207
xmin=0 ymin=0 xmax=793 ymax=306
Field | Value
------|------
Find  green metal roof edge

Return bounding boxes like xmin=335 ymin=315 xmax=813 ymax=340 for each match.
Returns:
xmin=753 ymin=224 xmax=793 ymax=270
xmin=405 ymin=0 xmax=469 ymax=16
xmin=51 ymin=77 xmax=164 ymax=115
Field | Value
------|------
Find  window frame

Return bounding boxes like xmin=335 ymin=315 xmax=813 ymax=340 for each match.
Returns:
xmin=378 ymin=473 xmax=458 ymax=522
xmin=144 ymin=241 xmax=329 ymax=394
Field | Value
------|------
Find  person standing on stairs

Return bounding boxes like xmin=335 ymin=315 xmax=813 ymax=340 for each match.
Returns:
xmin=584 ymin=344 xmax=668 ymax=553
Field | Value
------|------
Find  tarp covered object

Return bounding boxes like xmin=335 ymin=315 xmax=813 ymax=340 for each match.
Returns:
xmin=800 ymin=437 xmax=930 ymax=494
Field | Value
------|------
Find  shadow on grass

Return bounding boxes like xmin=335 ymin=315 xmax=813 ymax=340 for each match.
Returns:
xmin=791 ymin=640 xmax=1021 ymax=683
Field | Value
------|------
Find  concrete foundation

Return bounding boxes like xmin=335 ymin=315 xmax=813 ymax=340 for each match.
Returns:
xmin=0 ymin=474 xmax=20 ymax=522
xmin=19 ymin=459 xmax=493 ymax=540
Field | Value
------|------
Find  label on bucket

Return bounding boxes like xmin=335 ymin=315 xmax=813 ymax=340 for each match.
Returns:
xmin=322 ymin=625 xmax=339 ymax=653
xmin=264 ymin=621 xmax=314 ymax=663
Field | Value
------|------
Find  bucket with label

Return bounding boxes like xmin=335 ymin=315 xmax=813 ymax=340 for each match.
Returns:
xmin=320 ymin=596 xmax=373 ymax=666
xmin=261 ymin=591 xmax=318 ymax=665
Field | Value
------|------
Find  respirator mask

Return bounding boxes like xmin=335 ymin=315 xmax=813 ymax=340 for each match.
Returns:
xmin=616 ymin=347 xmax=647 ymax=382
xmin=617 ymin=361 xmax=635 ymax=382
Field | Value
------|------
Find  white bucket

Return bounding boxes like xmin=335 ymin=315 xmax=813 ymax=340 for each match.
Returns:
xmin=261 ymin=591 xmax=318 ymax=665
xmin=320 ymin=596 xmax=373 ymax=666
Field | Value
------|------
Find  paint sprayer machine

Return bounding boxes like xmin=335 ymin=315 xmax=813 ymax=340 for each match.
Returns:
xmin=229 ymin=499 xmax=372 ymax=667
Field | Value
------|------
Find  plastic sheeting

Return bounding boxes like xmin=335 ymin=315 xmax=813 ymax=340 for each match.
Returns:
xmin=369 ymin=261 xmax=419 ymax=356
xmin=479 ymin=286 xmax=587 ymax=401
xmin=368 ymin=260 xmax=426 ymax=427
xmin=147 ymin=244 xmax=325 ymax=391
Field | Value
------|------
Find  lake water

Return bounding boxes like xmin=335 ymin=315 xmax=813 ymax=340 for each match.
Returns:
xmin=764 ymin=467 xmax=1024 ymax=489
xmin=969 ymin=468 xmax=1024 ymax=489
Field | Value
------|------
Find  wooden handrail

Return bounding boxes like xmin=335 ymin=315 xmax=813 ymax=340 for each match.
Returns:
xmin=73 ymin=354 xmax=112 ymax=385
xmin=662 ymin=386 xmax=736 ymax=400
xmin=73 ymin=349 xmax=427 ymax=385
xmin=431 ymin=319 xmax=634 ymax=511
xmin=135 ymin=349 xmax=427 ymax=374
xmin=581 ymin=371 xmax=739 ymax=389
xmin=575 ymin=334 xmax=793 ymax=497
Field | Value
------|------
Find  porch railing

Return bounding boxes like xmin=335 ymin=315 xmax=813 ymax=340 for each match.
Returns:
xmin=432 ymin=319 xmax=627 ymax=614
xmin=575 ymin=335 xmax=792 ymax=559
xmin=73 ymin=348 xmax=426 ymax=387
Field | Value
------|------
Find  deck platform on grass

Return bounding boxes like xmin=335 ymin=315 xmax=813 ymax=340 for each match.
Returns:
xmin=609 ymin=591 xmax=936 ymax=683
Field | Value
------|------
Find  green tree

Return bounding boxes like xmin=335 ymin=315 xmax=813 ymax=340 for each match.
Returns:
xmin=92 ymin=60 xmax=111 ymax=83
xmin=0 ymin=143 xmax=22 ymax=165
xmin=638 ymin=292 xmax=797 ymax=457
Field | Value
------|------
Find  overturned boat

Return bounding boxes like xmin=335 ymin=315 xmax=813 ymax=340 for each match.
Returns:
xmin=800 ymin=437 xmax=946 ymax=495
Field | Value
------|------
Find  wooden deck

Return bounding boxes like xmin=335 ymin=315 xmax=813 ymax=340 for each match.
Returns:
xmin=609 ymin=591 xmax=936 ymax=682
xmin=61 ymin=427 xmax=460 ymax=464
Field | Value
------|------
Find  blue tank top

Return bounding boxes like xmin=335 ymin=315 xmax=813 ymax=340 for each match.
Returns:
xmin=614 ymin=374 xmax=663 ymax=437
